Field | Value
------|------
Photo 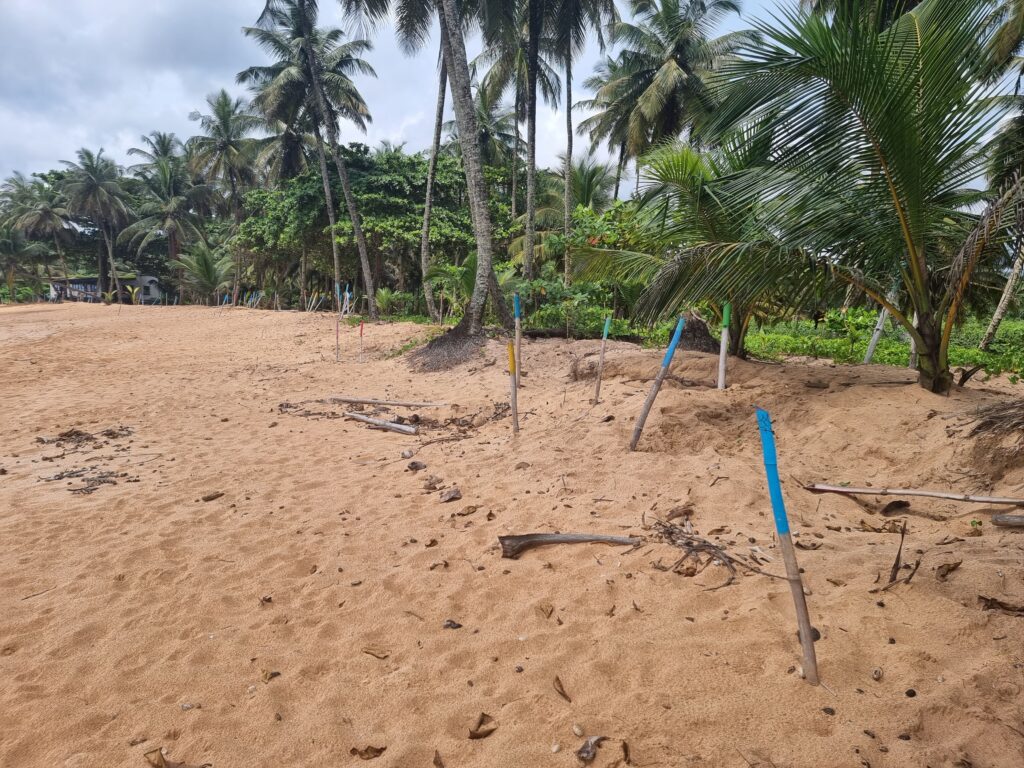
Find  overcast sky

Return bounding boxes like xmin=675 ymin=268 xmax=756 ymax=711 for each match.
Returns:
xmin=0 ymin=0 xmax=772 ymax=181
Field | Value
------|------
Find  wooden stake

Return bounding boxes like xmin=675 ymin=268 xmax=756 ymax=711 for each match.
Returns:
xmin=359 ymin=319 xmax=364 ymax=361
xmin=593 ymin=315 xmax=611 ymax=404
xmin=629 ymin=316 xmax=685 ymax=451
xmin=343 ymin=412 xmax=419 ymax=435
xmin=508 ymin=341 xmax=519 ymax=434
xmin=993 ymin=514 xmax=1024 ymax=527
xmin=805 ymin=483 xmax=1024 ymax=507
xmin=514 ymin=293 xmax=523 ymax=388
xmin=718 ymin=302 xmax=731 ymax=390
xmin=756 ymin=408 xmax=819 ymax=686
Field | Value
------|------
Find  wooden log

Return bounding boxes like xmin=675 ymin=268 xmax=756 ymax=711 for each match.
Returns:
xmin=499 ymin=533 xmax=641 ymax=559
xmin=805 ymin=483 xmax=1024 ymax=507
xmin=593 ymin=316 xmax=611 ymax=404
xmin=629 ymin=316 xmax=685 ymax=452
xmin=756 ymin=409 xmax=819 ymax=686
xmin=343 ymin=412 xmax=419 ymax=435
xmin=993 ymin=514 xmax=1024 ymax=527
xmin=330 ymin=397 xmax=448 ymax=408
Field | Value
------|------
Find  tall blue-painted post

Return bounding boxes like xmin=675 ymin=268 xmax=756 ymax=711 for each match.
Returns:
xmin=629 ymin=316 xmax=685 ymax=451
xmin=593 ymin=315 xmax=612 ymax=404
xmin=756 ymin=408 xmax=820 ymax=685
xmin=513 ymin=292 xmax=523 ymax=389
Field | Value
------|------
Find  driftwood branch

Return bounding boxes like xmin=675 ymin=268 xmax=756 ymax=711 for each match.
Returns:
xmin=343 ymin=412 xmax=419 ymax=435
xmin=498 ymin=533 xmax=641 ymax=559
xmin=331 ymin=396 xmax=447 ymax=408
xmin=805 ymin=483 xmax=1024 ymax=507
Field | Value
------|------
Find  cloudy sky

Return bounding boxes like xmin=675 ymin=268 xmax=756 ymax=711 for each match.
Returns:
xmin=0 ymin=0 xmax=772 ymax=181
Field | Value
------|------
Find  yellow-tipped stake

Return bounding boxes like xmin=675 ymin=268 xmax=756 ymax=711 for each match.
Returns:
xmin=717 ymin=302 xmax=731 ymax=390
xmin=507 ymin=341 xmax=520 ymax=434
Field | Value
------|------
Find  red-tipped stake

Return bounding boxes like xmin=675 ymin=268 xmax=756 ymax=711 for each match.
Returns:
xmin=508 ymin=341 xmax=519 ymax=434
xmin=629 ymin=316 xmax=685 ymax=451
xmin=756 ymin=408 xmax=820 ymax=685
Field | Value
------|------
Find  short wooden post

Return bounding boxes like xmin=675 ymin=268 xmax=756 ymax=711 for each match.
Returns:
xmin=513 ymin=292 xmax=523 ymax=388
xmin=508 ymin=341 xmax=520 ymax=434
xmin=717 ymin=302 xmax=731 ymax=390
xmin=755 ymin=408 xmax=820 ymax=686
xmin=359 ymin=319 xmax=364 ymax=361
xmin=629 ymin=316 xmax=685 ymax=452
xmin=593 ymin=315 xmax=611 ymax=404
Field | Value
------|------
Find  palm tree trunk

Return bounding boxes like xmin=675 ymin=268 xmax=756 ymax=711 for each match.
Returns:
xmin=419 ymin=35 xmax=446 ymax=323
xmin=915 ymin=312 xmax=953 ymax=394
xmin=563 ymin=55 xmax=573 ymax=287
xmin=102 ymin=227 xmax=122 ymax=302
xmin=5 ymin=265 xmax=14 ymax=303
xmin=614 ymin=142 xmax=625 ymax=200
xmin=297 ymin=27 xmax=378 ymax=319
xmin=300 ymin=244 xmax=307 ymax=310
xmin=524 ymin=0 xmax=542 ymax=280
xmin=512 ymin=90 xmax=520 ymax=222
xmin=53 ymin=237 xmax=70 ymax=283
xmin=980 ymin=245 xmax=1024 ymax=350
xmin=439 ymin=0 xmax=504 ymax=334
xmin=311 ymin=123 xmax=344 ymax=312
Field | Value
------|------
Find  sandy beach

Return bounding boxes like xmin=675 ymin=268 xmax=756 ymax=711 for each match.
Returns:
xmin=1 ymin=302 xmax=1022 ymax=768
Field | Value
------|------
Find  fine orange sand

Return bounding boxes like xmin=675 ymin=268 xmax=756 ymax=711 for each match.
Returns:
xmin=1 ymin=302 xmax=1023 ymax=768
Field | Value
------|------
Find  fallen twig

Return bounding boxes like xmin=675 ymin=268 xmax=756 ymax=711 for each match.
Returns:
xmin=805 ymin=483 xmax=1024 ymax=506
xmin=329 ymin=396 xmax=447 ymax=408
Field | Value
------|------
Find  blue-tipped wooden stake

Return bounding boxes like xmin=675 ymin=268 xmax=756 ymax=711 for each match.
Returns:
xmin=718 ymin=302 xmax=731 ymax=390
xmin=593 ymin=315 xmax=612 ymax=404
xmin=334 ymin=282 xmax=342 ymax=362
xmin=513 ymin=292 xmax=523 ymax=388
xmin=756 ymin=408 xmax=820 ymax=685
xmin=629 ymin=316 xmax=685 ymax=451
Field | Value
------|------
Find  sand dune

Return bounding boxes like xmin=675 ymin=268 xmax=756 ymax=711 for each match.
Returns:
xmin=1 ymin=303 xmax=1022 ymax=767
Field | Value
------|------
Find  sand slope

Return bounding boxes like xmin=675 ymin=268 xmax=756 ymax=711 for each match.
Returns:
xmin=1 ymin=303 xmax=1022 ymax=768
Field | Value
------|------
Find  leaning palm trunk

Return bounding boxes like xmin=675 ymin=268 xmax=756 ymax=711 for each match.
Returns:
xmin=299 ymin=32 xmax=377 ymax=319
xmin=979 ymin=243 xmax=1024 ymax=350
xmin=102 ymin=228 xmax=122 ymax=302
xmin=523 ymin=0 xmax=542 ymax=280
xmin=311 ymin=124 xmax=344 ymax=311
xmin=419 ymin=32 xmax=446 ymax=323
xmin=563 ymin=55 xmax=573 ymax=287
xmin=613 ymin=142 xmax=625 ymax=200
xmin=438 ymin=0 xmax=502 ymax=334
xmin=512 ymin=90 xmax=520 ymax=221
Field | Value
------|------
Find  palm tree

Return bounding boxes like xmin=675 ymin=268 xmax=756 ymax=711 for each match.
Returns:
xmin=119 ymin=157 xmax=217 ymax=266
xmin=606 ymin=0 xmax=749 ymax=157
xmin=172 ymin=241 xmax=235 ymax=303
xmin=0 ymin=225 xmax=48 ymax=302
xmin=61 ymin=148 xmax=131 ymax=300
xmin=552 ymin=0 xmax=617 ymax=284
xmin=252 ymin=0 xmax=380 ymax=319
xmin=577 ymin=54 xmax=636 ymax=199
xmin=692 ymin=0 xmax=1022 ymax=392
xmin=2 ymin=174 xmax=74 ymax=280
xmin=127 ymin=131 xmax=184 ymax=173
xmin=187 ymin=90 xmax=260 ymax=223
xmin=475 ymin=8 xmax=562 ymax=223
xmin=443 ymin=83 xmax=519 ymax=165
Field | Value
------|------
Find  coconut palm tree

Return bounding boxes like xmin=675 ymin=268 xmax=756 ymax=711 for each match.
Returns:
xmin=691 ymin=0 xmax=1022 ymax=392
xmin=577 ymin=55 xmax=636 ymax=199
xmin=119 ymin=157 xmax=218 ymax=266
xmin=552 ymin=0 xmax=617 ymax=284
xmin=172 ymin=241 xmax=235 ymax=303
xmin=187 ymin=90 xmax=260 ymax=223
xmin=2 ymin=174 xmax=75 ymax=280
xmin=0 ymin=225 xmax=49 ymax=302
xmin=252 ymin=0 xmax=380 ymax=318
xmin=607 ymin=0 xmax=749 ymax=156
xmin=443 ymin=83 xmax=519 ymax=166
xmin=61 ymin=148 xmax=131 ymax=300
xmin=127 ymin=131 xmax=185 ymax=173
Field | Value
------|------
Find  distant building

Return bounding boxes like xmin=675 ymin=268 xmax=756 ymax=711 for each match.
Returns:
xmin=49 ymin=274 xmax=165 ymax=304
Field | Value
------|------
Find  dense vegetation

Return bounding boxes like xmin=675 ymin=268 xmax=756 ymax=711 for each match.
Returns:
xmin=2 ymin=0 xmax=1023 ymax=392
